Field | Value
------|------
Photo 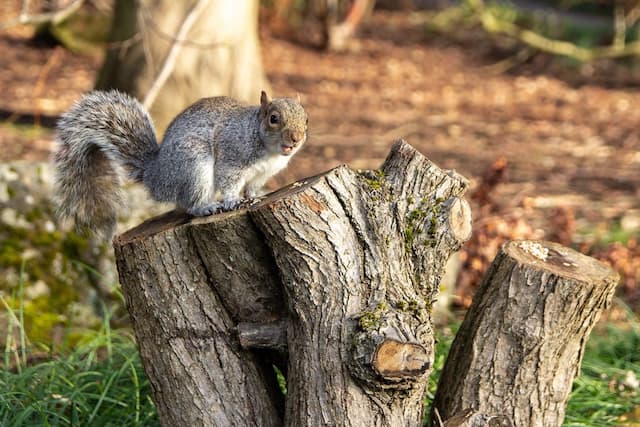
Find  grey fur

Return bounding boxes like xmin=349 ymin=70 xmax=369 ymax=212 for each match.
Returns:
xmin=52 ymin=90 xmax=308 ymax=238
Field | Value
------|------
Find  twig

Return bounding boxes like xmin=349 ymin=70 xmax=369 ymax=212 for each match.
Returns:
xmin=103 ymin=31 xmax=143 ymax=50
xmin=142 ymin=0 xmax=211 ymax=110
xmin=137 ymin=5 xmax=156 ymax=78
xmin=473 ymin=0 xmax=640 ymax=62
xmin=0 ymin=0 xmax=85 ymax=31
xmin=614 ymin=0 xmax=626 ymax=49
xmin=138 ymin=0 xmax=226 ymax=49
xmin=626 ymin=1 xmax=640 ymax=28
xmin=434 ymin=407 xmax=444 ymax=427
xmin=483 ymin=46 xmax=535 ymax=74
xmin=327 ymin=0 xmax=374 ymax=51
xmin=20 ymin=0 xmax=32 ymax=18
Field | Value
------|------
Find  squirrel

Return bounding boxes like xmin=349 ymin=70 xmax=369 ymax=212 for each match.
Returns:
xmin=52 ymin=89 xmax=308 ymax=238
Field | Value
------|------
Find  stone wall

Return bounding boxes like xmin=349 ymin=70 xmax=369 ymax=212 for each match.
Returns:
xmin=0 ymin=161 xmax=170 ymax=344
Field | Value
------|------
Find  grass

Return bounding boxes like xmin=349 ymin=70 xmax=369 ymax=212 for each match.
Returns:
xmin=564 ymin=301 xmax=640 ymax=426
xmin=2 ymin=307 xmax=638 ymax=427
xmin=0 ymin=305 xmax=158 ymax=427
xmin=0 ymin=284 xmax=637 ymax=426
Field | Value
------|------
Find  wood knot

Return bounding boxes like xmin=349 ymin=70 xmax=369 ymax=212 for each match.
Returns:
xmin=373 ymin=339 xmax=430 ymax=378
xmin=349 ymin=303 xmax=434 ymax=390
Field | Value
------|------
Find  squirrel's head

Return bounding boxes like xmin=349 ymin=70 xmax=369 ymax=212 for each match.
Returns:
xmin=258 ymin=91 xmax=308 ymax=156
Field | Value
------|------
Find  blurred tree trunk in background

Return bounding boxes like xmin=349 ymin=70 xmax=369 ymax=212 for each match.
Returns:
xmin=96 ymin=0 xmax=268 ymax=132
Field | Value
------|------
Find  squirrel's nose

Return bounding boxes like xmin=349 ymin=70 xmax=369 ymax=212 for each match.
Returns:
xmin=290 ymin=131 xmax=305 ymax=144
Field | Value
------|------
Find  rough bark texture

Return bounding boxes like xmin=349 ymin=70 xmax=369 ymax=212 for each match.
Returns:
xmin=432 ymin=240 xmax=620 ymax=427
xmin=113 ymin=210 xmax=284 ymax=426
xmin=441 ymin=409 xmax=512 ymax=427
xmin=113 ymin=140 xmax=471 ymax=426
xmin=251 ymin=141 xmax=470 ymax=426
xmin=97 ymin=0 xmax=268 ymax=131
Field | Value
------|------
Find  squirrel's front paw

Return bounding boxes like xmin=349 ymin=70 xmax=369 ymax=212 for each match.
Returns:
xmin=187 ymin=199 xmax=244 ymax=216
xmin=187 ymin=203 xmax=221 ymax=217
xmin=221 ymin=199 xmax=242 ymax=211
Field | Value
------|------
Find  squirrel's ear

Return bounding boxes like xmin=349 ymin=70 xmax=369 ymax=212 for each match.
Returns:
xmin=296 ymin=93 xmax=301 ymax=103
xmin=260 ymin=91 xmax=271 ymax=106
xmin=259 ymin=91 xmax=270 ymax=120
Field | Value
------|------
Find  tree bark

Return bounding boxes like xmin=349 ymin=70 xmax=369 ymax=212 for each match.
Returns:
xmin=113 ymin=210 xmax=285 ymax=426
xmin=432 ymin=240 xmax=619 ymax=427
xmin=113 ymin=140 xmax=472 ymax=426
xmin=97 ymin=0 xmax=268 ymax=131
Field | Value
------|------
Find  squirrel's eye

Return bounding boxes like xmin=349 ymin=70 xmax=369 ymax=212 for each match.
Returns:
xmin=269 ymin=114 xmax=279 ymax=125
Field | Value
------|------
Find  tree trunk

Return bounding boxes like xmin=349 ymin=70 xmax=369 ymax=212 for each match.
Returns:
xmin=113 ymin=140 xmax=472 ymax=426
xmin=96 ymin=0 xmax=268 ymax=131
xmin=113 ymin=211 xmax=285 ymax=426
xmin=432 ymin=240 xmax=619 ymax=426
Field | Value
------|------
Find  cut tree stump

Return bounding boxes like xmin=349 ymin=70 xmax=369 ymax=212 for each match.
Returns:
xmin=432 ymin=240 xmax=619 ymax=427
xmin=113 ymin=140 xmax=471 ymax=426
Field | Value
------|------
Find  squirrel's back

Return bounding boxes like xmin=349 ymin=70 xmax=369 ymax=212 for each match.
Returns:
xmin=52 ymin=90 xmax=158 ymax=237
xmin=162 ymin=96 xmax=255 ymax=141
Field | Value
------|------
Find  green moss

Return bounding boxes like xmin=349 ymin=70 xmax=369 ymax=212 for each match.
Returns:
xmin=404 ymin=226 xmax=415 ymax=252
xmin=405 ymin=196 xmax=447 ymax=252
xmin=424 ymin=298 xmax=433 ymax=314
xmin=0 ymin=223 xmax=98 ymax=346
xmin=24 ymin=207 xmax=45 ymax=223
xmin=366 ymin=179 xmax=382 ymax=190
xmin=358 ymin=301 xmax=388 ymax=331
xmin=48 ymin=11 xmax=113 ymax=55
xmin=396 ymin=298 xmax=427 ymax=317
xmin=0 ymin=123 xmax=51 ymax=140
xmin=61 ymin=230 xmax=90 ymax=260
xmin=6 ymin=185 xmax=16 ymax=199
xmin=360 ymin=169 xmax=387 ymax=191
xmin=0 ymin=240 xmax=24 ymax=267
xmin=405 ymin=202 xmax=428 ymax=252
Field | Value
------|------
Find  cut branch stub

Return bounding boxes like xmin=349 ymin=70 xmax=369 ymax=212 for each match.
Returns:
xmin=237 ymin=320 xmax=288 ymax=353
xmin=433 ymin=240 xmax=619 ymax=427
xmin=373 ymin=339 xmax=431 ymax=378
xmin=350 ymin=302 xmax=434 ymax=390
xmin=442 ymin=409 xmax=513 ymax=427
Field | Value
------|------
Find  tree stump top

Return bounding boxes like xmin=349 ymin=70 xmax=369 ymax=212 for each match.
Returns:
xmin=114 ymin=171 xmax=329 ymax=245
xmin=505 ymin=240 xmax=619 ymax=284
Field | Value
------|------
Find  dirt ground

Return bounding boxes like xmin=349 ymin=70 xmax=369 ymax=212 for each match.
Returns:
xmin=0 ymin=9 xmax=638 ymax=239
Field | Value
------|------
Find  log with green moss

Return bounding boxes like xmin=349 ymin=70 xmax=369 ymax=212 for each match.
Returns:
xmin=113 ymin=140 xmax=471 ymax=426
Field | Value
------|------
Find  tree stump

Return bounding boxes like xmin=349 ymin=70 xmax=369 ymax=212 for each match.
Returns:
xmin=113 ymin=140 xmax=472 ymax=426
xmin=432 ymin=240 xmax=620 ymax=426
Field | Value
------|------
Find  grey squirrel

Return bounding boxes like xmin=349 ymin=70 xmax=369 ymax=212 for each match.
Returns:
xmin=52 ymin=89 xmax=308 ymax=238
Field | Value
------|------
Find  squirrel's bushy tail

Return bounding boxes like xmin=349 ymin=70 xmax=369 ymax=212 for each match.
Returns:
xmin=52 ymin=90 xmax=158 ymax=237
